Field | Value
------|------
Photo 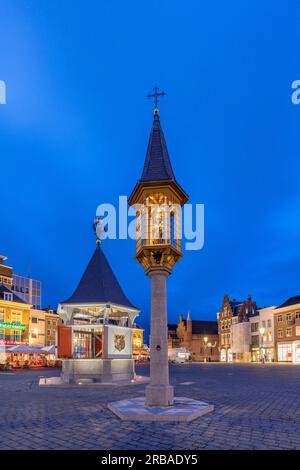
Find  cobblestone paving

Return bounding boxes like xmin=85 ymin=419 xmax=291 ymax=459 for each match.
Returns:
xmin=1 ymin=363 xmax=300 ymax=450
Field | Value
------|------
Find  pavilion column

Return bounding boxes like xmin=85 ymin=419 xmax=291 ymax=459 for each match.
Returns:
xmin=145 ymin=267 xmax=174 ymax=407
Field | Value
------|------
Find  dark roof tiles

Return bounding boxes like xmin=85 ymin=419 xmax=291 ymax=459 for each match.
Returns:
xmin=276 ymin=295 xmax=300 ymax=309
xmin=0 ymin=284 xmax=26 ymax=304
xmin=141 ymin=114 xmax=175 ymax=182
xmin=60 ymin=245 xmax=137 ymax=309
xmin=191 ymin=320 xmax=218 ymax=335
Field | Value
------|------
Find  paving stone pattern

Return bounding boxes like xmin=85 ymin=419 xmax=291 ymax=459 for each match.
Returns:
xmin=1 ymin=363 xmax=300 ymax=450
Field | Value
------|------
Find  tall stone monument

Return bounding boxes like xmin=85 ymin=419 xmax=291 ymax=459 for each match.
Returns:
xmin=128 ymin=95 xmax=189 ymax=406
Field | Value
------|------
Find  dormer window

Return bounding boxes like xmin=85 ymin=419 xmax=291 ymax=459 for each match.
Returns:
xmin=4 ymin=292 xmax=13 ymax=302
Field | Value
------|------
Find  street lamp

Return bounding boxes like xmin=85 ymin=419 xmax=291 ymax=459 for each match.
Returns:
xmin=259 ymin=327 xmax=265 ymax=364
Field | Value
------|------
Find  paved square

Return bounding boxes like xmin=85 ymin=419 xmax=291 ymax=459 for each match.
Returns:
xmin=1 ymin=363 xmax=300 ymax=450
xmin=108 ymin=396 xmax=214 ymax=422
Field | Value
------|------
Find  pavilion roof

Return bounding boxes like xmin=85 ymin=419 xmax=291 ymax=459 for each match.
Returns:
xmin=60 ymin=244 xmax=138 ymax=310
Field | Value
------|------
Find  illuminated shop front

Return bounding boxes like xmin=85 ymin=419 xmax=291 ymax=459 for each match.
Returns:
xmin=132 ymin=326 xmax=144 ymax=358
xmin=277 ymin=342 xmax=300 ymax=363
xmin=220 ymin=348 xmax=232 ymax=362
xmin=0 ymin=283 xmax=31 ymax=347
xmin=220 ymin=349 xmax=227 ymax=362
xmin=57 ymin=238 xmax=140 ymax=383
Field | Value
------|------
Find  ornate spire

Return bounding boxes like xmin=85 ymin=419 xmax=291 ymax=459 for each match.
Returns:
xmin=140 ymin=111 xmax=176 ymax=182
xmin=128 ymin=89 xmax=189 ymax=206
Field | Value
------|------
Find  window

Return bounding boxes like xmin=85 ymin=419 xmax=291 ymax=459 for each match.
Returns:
xmin=251 ymin=335 xmax=259 ymax=347
xmin=286 ymin=328 xmax=292 ymax=337
xmin=278 ymin=329 xmax=283 ymax=338
xmin=277 ymin=315 xmax=283 ymax=322
xmin=278 ymin=343 xmax=293 ymax=362
xmin=296 ymin=326 xmax=300 ymax=336
xmin=251 ymin=322 xmax=258 ymax=333
xmin=0 ymin=329 xmax=4 ymax=340
xmin=262 ymin=321 xmax=266 ymax=328
xmin=47 ymin=330 xmax=51 ymax=336
xmin=3 ymin=293 xmax=13 ymax=302
xmin=267 ymin=332 xmax=272 ymax=342
xmin=296 ymin=312 xmax=300 ymax=320
xmin=12 ymin=330 xmax=22 ymax=342
xmin=31 ymin=317 xmax=38 ymax=324
xmin=0 ymin=309 xmax=4 ymax=322
xmin=286 ymin=313 xmax=294 ymax=324
xmin=267 ymin=319 xmax=272 ymax=328
xmin=11 ymin=311 xmax=22 ymax=324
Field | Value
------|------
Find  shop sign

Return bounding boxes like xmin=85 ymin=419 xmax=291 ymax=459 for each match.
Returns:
xmin=0 ymin=322 xmax=26 ymax=330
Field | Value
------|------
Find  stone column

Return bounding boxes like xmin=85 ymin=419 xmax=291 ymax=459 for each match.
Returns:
xmin=145 ymin=267 xmax=174 ymax=406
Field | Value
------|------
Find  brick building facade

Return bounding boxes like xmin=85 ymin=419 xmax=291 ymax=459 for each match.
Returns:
xmin=168 ymin=313 xmax=219 ymax=361
xmin=218 ymin=295 xmax=258 ymax=362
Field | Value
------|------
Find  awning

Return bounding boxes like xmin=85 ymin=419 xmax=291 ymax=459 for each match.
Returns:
xmin=7 ymin=345 xmax=47 ymax=354
xmin=41 ymin=345 xmax=56 ymax=354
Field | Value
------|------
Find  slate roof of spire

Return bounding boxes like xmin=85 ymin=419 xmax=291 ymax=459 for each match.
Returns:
xmin=129 ymin=111 xmax=189 ymax=205
xmin=60 ymin=245 xmax=138 ymax=309
xmin=141 ymin=114 xmax=176 ymax=182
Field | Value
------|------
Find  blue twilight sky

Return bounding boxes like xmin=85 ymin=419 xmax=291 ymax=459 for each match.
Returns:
xmin=0 ymin=0 xmax=300 ymax=339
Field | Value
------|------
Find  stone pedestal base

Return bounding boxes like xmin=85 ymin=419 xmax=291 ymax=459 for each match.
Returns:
xmin=108 ymin=396 xmax=214 ymax=422
xmin=61 ymin=358 xmax=135 ymax=384
xmin=145 ymin=384 xmax=174 ymax=406
xmin=39 ymin=374 xmax=149 ymax=387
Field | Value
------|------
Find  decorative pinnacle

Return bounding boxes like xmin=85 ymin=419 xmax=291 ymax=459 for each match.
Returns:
xmin=93 ymin=217 xmax=107 ymax=245
xmin=146 ymin=87 xmax=166 ymax=112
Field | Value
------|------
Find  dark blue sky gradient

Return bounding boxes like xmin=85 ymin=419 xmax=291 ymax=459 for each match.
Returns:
xmin=1 ymin=1 xmax=300 ymax=339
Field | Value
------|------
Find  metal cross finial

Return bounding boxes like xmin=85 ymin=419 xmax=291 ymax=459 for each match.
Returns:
xmin=146 ymin=87 xmax=166 ymax=109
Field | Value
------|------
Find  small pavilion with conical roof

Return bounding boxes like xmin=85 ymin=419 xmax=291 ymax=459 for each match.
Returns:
xmin=56 ymin=237 xmax=140 ymax=384
xmin=58 ymin=242 xmax=139 ymax=326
